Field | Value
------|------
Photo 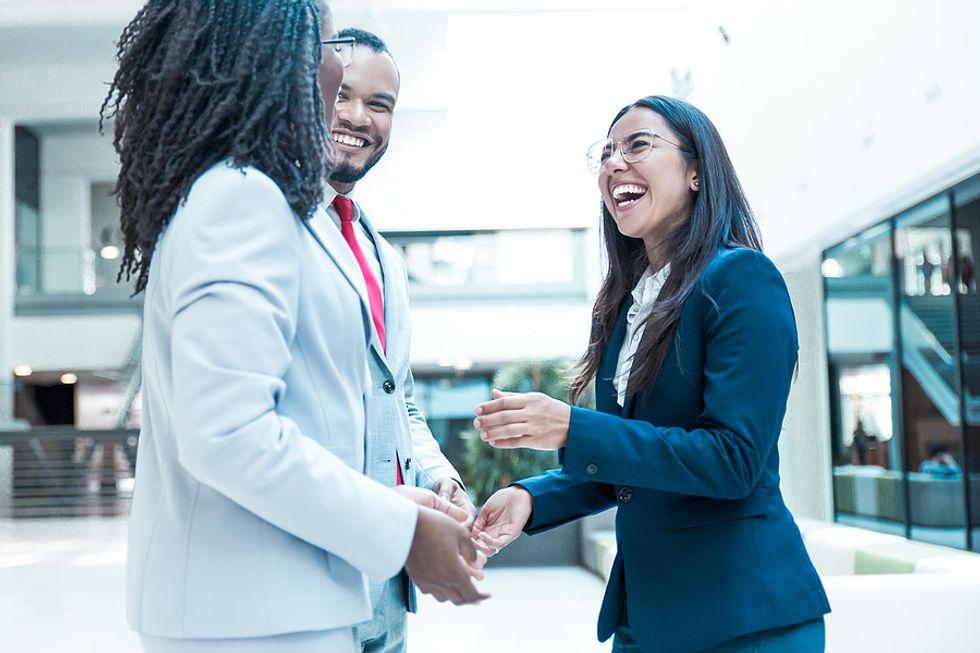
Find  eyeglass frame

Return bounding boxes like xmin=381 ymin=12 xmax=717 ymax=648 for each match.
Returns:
xmin=586 ymin=129 xmax=686 ymax=174
xmin=322 ymin=37 xmax=356 ymax=67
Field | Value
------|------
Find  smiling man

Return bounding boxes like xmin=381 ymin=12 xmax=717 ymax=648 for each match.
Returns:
xmin=322 ymin=28 xmax=477 ymax=653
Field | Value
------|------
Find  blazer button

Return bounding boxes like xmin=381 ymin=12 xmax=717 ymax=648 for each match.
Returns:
xmin=586 ymin=463 xmax=598 ymax=476
xmin=382 ymin=380 xmax=395 ymax=394
xmin=618 ymin=487 xmax=633 ymax=503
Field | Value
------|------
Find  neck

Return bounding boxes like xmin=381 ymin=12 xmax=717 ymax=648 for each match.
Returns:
xmin=643 ymin=240 xmax=668 ymax=273
xmin=329 ymin=179 xmax=355 ymax=196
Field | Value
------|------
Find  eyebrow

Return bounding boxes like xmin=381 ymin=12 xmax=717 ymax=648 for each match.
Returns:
xmin=370 ymin=92 xmax=396 ymax=106
xmin=338 ymin=84 xmax=396 ymax=106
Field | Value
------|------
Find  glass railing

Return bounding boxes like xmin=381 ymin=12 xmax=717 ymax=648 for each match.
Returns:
xmin=385 ymin=228 xmax=589 ymax=300
xmin=15 ymin=246 xmax=139 ymax=314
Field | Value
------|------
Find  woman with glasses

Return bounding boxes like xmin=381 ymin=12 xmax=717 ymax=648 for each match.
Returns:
xmin=103 ymin=2 xmax=483 ymax=651
xmin=473 ymin=95 xmax=830 ymax=653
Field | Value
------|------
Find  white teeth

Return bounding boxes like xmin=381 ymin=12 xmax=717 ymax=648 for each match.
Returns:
xmin=332 ymin=133 xmax=366 ymax=148
xmin=612 ymin=184 xmax=648 ymax=201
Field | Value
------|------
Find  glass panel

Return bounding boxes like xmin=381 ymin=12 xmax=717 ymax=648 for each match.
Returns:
xmin=824 ymin=223 xmax=905 ymax=535
xmin=12 ymin=120 xmax=127 ymax=301
xmin=386 ymin=229 xmax=585 ymax=298
xmin=896 ymin=195 xmax=967 ymax=548
xmin=954 ymin=180 xmax=980 ymax=551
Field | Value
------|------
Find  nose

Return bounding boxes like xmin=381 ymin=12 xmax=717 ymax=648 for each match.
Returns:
xmin=604 ymin=145 xmax=629 ymax=173
xmin=337 ymin=99 xmax=370 ymax=130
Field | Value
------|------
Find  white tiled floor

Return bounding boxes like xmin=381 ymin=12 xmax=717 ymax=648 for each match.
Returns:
xmin=0 ymin=518 xmax=609 ymax=653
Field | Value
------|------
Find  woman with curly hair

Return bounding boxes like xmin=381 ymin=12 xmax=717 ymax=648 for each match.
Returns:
xmin=102 ymin=2 xmax=485 ymax=651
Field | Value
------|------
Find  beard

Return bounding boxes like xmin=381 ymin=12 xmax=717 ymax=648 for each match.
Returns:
xmin=329 ymin=144 xmax=388 ymax=185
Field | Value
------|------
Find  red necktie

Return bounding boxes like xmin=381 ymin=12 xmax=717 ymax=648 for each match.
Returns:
xmin=332 ymin=196 xmax=402 ymax=485
xmin=333 ymin=195 xmax=386 ymax=352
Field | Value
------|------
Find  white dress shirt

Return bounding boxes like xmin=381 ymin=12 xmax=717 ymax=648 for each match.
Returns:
xmin=614 ymin=264 xmax=671 ymax=407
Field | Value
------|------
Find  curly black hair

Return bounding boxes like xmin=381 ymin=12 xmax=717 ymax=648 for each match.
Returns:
xmin=100 ymin=0 xmax=329 ymax=293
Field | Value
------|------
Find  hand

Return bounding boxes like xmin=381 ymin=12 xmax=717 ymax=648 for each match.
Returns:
xmin=405 ymin=505 xmax=492 ymax=606
xmin=394 ymin=485 xmax=468 ymax=525
xmin=474 ymin=389 xmax=571 ymax=450
xmin=471 ymin=486 xmax=533 ymax=557
xmin=432 ymin=477 xmax=477 ymax=530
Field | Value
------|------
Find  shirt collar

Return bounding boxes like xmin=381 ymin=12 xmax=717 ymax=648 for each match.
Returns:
xmin=630 ymin=263 xmax=671 ymax=306
xmin=323 ymin=185 xmax=362 ymax=228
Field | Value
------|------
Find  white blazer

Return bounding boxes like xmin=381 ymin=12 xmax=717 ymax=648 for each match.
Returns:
xmin=126 ymin=163 xmax=417 ymax=639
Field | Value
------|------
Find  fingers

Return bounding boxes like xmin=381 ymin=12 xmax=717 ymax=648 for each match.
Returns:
xmin=457 ymin=529 xmax=479 ymax=565
xmin=436 ymin=496 xmax=469 ymax=524
xmin=477 ymin=421 xmax=530 ymax=441
xmin=486 ymin=435 xmax=534 ymax=449
xmin=474 ymin=392 xmax=527 ymax=417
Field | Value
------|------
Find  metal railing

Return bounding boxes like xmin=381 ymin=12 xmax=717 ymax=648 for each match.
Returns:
xmin=0 ymin=427 xmax=138 ymax=518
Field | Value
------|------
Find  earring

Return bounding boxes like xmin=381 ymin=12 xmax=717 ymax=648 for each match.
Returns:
xmin=693 ymin=179 xmax=700 ymax=189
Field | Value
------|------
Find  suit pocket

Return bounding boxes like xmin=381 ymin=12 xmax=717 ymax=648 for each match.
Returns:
xmin=668 ymin=486 xmax=769 ymax=531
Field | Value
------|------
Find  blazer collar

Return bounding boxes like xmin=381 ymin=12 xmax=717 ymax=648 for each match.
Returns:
xmin=301 ymin=206 xmax=371 ymax=313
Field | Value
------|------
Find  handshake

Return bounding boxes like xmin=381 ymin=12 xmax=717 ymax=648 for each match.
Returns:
xmin=395 ymin=479 xmax=533 ymax=607
xmin=395 ymin=389 xmax=568 ymax=606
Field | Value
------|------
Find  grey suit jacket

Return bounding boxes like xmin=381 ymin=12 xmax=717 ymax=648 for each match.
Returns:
xmin=355 ymin=208 xmax=460 ymax=612
xmin=127 ymin=163 xmax=418 ymax=639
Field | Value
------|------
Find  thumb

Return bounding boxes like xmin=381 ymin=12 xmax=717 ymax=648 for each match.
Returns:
xmin=491 ymin=388 xmax=517 ymax=399
xmin=435 ymin=494 xmax=468 ymax=524
xmin=458 ymin=528 xmax=479 ymax=565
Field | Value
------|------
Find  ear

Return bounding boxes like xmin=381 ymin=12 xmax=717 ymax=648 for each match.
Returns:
xmin=689 ymin=170 xmax=700 ymax=192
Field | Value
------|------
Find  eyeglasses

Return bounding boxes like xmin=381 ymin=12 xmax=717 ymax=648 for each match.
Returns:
xmin=322 ymin=37 xmax=355 ymax=67
xmin=586 ymin=129 xmax=683 ymax=174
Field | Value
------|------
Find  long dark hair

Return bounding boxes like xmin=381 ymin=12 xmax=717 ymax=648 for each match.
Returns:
xmin=100 ymin=0 xmax=329 ymax=293
xmin=569 ymin=95 xmax=762 ymax=404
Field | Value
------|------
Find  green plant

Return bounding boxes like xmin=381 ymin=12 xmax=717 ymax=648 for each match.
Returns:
xmin=459 ymin=359 xmax=592 ymax=505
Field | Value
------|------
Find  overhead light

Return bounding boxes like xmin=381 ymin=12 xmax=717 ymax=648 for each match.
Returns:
xmin=60 ymin=373 xmax=78 ymax=385
xmin=13 ymin=365 xmax=33 ymax=377
xmin=100 ymin=245 xmax=120 ymax=260
xmin=453 ymin=358 xmax=474 ymax=371
xmin=821 ymin=258 xmax=845 ymax=278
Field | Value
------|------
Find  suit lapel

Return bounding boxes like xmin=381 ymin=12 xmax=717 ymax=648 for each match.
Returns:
xmin=596 ymin=301 xmax=630 ymax=416
xmin=301 ymin=207 xmax=371 ymax=313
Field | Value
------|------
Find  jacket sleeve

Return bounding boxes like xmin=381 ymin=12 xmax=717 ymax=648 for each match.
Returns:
xmin=561 ymin=249 xmax=798 ymax=500
xmin=404 ymin=365 xmax=461 ymax=489
xmin=387 ymin=250 xmax=460 ymax=489
xmin=168 ymin=166 xmax=417 ymax=582
xmin=515 ymin=468 xmax=617 ymax=535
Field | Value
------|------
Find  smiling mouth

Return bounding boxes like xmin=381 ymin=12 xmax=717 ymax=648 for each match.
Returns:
xmin=612 ymin=183 xmax=648 ymax=208
xmin=332 ymin=132 xmax=368 ymax=149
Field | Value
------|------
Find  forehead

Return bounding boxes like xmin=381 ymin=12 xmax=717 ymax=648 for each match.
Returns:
xmin=344 ymin=45 xmax=400 ymax=95
xmin=609 ymin=106 xmax=672 ymax=140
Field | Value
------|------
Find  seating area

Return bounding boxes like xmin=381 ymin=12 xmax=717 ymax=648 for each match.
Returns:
xmin=833 ymin=466 xmax=980 ymax=527
xmin=582 ymin=513 xmax=980 ymax=653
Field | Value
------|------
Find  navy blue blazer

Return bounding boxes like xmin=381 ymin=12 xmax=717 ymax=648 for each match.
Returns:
xmin=517 ymin=248 xmax=829 ymax=653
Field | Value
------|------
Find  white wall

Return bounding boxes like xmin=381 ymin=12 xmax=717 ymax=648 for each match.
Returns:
xmin=11 ymin=315 xmax=139 ymax=372
xmin=781 ymin=257 xmax=834 ymax=520
xmin=689 ymin=0 xmax=980 ymax=264
xmin=0 ymin=119 xmax=16 ymax=422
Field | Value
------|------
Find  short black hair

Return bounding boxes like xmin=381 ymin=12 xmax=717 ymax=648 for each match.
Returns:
xmin=337 ymin=27 xmax=390 ymax=55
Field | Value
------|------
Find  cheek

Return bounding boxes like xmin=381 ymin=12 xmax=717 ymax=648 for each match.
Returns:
xmin=598 ymin=176 xmax=612 ymax=208
xmin=318 ymin=60 xmax=343 ymax=111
